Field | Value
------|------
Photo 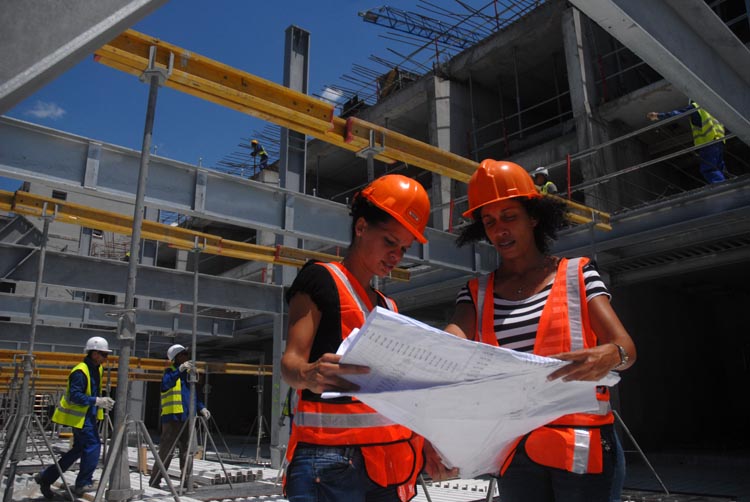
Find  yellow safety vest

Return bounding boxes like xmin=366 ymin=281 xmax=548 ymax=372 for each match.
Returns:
xmin=160 ymin=365 xmax=183 ymax=416
xmin=52 ymin=362 xmax=103 ymax=428
xmin=539 ymin=181 xmax=556 ymax=195
xmin=691 ymin=102 xmax=725 ymax=146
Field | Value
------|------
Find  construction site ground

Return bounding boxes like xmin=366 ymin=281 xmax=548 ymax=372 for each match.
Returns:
xmin=5 ymin=436 xmax=748 ymax=502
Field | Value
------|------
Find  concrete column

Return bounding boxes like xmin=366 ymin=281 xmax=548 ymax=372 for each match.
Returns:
xmin=269 ymin=25 xmax=310 ymax=468
xmin=140 ymin=206 xmax=159 ymax=267
xmin=128 ymin=380 xmax=147 ymax=423
xmin=74 ymin=228 xmax=93 ymax=301
xmin=427 ymin=76 xmax=471 ymax=231
xmin=562 ymin=7 xmax=622 ymax=211
xmin=174 ymin=249 xmax=188 ymax=271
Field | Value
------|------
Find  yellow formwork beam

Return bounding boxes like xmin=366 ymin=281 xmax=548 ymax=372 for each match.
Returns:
xmin=94 ymin=30 xmax=476 ymax=175
xmin=0 ymin=350 xmax=273 ymax=392
xmin=547 ymin=194 xmax=611 ymax=231
xmin=0 ymin=350 xmax=272 ymax=376
xmin=94 ymin=29 xmax=610 ymax=230
xmin=4 ymin=190 xmax=411 ymax=280
xmin=0 ymin=191 xmax=13 ymax=212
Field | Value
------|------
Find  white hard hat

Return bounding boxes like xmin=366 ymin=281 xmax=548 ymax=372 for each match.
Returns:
xmin=532 ymin=166 xmax=549 ymax=177
xmin=167 ymin=344 xmax=187 ymax=361
xmin=84 ymin=336 xmax=111 ymax=353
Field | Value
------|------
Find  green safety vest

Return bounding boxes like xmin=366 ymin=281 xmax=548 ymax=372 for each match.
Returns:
xmin=160 ymin=365 xmax=183 ymax=416
xmin=539 ymin=181 xmax=556 ymax=195
xmin=690 ymin=102 xmax=725 ymax=147
xmin=52 ymin=362 xmax=103 ymax=428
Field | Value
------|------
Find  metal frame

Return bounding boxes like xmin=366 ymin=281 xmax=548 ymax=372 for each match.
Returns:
xmin=0 ymin=242 xmax=283 ymax=313
xmin=0 ymin=0 xmax=169 ymax=113
xmin=568 ymin=0 xmax=750 ymax=145
xmin=0 ymin=116 xmax=499 ymax=275
xmin=0 ymin=294 xmax=234 ymax=337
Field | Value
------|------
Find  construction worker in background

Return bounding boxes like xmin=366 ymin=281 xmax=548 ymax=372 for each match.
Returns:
xmin=531 ymin=166 xmax=558 ymax=195
xmin=281 ymin=174 xmax=447 ymax=502
xmin=647 ymin=100 xmax=727 ymax=184
xmin=443 ymin=160 xmax=636 ymax=502
xmin=148 ymin=344 xmax=210 ymax=489
xmin=34 ymin=336 xmax=114 ymax=499
xmin=250 ymin=139 xmax=269 ymax=171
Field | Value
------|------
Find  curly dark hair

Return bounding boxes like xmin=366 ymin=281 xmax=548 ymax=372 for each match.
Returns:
xmin=456 ymin=196 xmax=567 ymax=253
xmin=348 ymin=193 xmax=394 ymax=245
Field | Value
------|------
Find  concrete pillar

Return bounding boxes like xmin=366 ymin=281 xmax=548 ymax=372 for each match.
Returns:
xmin=269 ymin=25 xmax=309 ymax=468
xmin=562 ymin=7 xmax=622 ymax=211
xmin=175 ymin=249 xmax=188 ymax=271
xmin=140 ymin=206 xmax=159 ymax=267
xmin=427 ymin=76 xmax=471 ymax=231
xmin=128 ymin=380 xmax=147 ymax=423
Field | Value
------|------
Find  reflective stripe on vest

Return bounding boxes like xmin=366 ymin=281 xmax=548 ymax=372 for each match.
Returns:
xmin=160 ymin=367 xmax=183 ymax=416
xmin=572 ymin=428 xmax=592 ymax=474
xmin=691 ymin=104 xmax=725 ymax=146
xmin=566 ymin=258 xmax=584 ymax=352
xmin=52 ymin=362 xmax=102 ymax=428
xmin=322 ymin=262 xmax=397 ymax=313
xmin=294 ymin=411 xmax=395 ymax=428
xmin=540 ymin=182 xmax=555 ymax=195
xmin=475 ymin=274 xmax=489 ymax=342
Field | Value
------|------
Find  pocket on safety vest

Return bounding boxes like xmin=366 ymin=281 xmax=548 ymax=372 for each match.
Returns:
xmin=524 ymin=427 xmax=603 ymax=474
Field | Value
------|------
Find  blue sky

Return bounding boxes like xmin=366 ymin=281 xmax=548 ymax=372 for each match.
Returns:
xmin=3 ymin=1 xmax=489 ymax=192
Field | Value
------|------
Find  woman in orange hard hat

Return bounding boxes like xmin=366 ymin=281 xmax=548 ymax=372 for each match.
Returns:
xmin=444 ymin=160 xmax=636 ymax=502
xmin=281 ymin=174 xmax=437 ymax=502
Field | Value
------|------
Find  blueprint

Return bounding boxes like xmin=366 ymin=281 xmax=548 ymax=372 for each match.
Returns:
xmin=325 ymin=307 xmax=619 ymax=479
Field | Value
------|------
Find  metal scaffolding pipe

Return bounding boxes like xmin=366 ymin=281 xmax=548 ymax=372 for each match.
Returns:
xmin=109 ymin=47 xmax=171 ymax=500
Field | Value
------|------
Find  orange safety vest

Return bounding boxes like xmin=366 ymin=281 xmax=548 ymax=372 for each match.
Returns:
xmin=285 ymin=262 xmax=424 ymax=501
xmin=467 ymin=257 xmax=613 ymax=475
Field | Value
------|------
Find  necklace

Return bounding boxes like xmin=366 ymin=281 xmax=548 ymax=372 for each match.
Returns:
xmin=502 ymin=257 xmax=552 ymax=297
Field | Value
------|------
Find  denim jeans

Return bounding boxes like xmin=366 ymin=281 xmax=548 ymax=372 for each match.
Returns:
xmin=610 ymin=429 xmax=626 ymax=502
xmin=285 ymin=444 xmax=399 ymax=502
xmin=498 ymin=424 xmax=616 ymax=502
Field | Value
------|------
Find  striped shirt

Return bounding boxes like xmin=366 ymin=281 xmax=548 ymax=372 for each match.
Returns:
xmin=455 ymin=262 xmax=610 ymax=352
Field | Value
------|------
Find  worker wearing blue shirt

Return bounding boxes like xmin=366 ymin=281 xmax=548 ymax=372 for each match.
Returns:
xmin=148 ymin=344 xmax=210 ymax=488
xmin=647 ymin=101 xmax=727 ymax=184
xmin=35 ymin=337 xmax=115 ymax=499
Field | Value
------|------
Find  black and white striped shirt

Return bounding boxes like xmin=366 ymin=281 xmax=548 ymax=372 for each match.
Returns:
xmin=455 ymin=262 xmax=610 ymax=352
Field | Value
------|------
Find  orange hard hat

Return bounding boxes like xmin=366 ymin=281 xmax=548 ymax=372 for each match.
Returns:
xmin=463 ymin=159 xmax=540 ymax=218
xmin=358 ymin=174 xmax=430 ymax=243
xmin=251 ymin=139 xmax=258 ymax=144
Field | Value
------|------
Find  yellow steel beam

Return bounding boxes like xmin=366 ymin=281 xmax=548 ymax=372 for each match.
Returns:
xmin=547 ymin=194 xmax=611 ymax=231
xmin=0 ymin=191 xmax=13 ymax=212
xmin=94 ymin=29 xmax=610 ymax=230
xmin=4 ymin=190 xmax=411 ymax=280
xmin=0 ymin=350 xmax=273 ymax=377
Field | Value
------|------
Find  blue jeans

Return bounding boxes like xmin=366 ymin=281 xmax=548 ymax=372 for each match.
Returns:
xmin=498 ymin=425 xmax=616 ymax=502
xmin=40 ymin=420 xmax=101 ymax=488
xmin=285 ymin=445 xmax=399 ymax=502
xmin=610 ymin=429 xmax=626 ymax=502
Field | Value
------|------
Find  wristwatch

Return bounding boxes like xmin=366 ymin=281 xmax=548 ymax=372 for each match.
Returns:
xmin=612 ymin=343 xmax=629 ymax=369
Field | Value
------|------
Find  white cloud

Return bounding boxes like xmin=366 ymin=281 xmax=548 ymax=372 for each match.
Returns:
xmin=25 ymin=101 xmax=66 ymax=120
xmin=320 ymin=87 xmax=344 ymax=104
